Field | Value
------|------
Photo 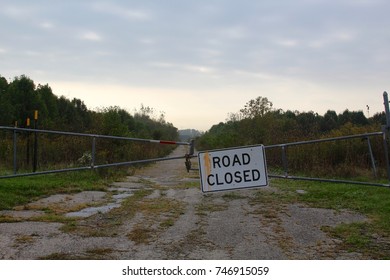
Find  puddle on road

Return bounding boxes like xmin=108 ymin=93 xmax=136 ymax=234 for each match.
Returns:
xmin=65 ymin=192 xmax=135 ymax=218
xmin=65 ymin=180 xmax=146 ymax=218
xmin=65 ymin=203 xmax=122 ymax=218
xmin=0 ymin=176 xmax=148 ymax=220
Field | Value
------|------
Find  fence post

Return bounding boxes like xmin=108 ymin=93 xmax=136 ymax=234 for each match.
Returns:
xmin=26 ymin=118 xmax=30 ymax=165
xmin=383 ymin=92 xmax=390 ymax=183
xmin=381 ymin=127 xmax=390 ymax=183
xmin=281 ymin=145 xmax=288 ymax=177
xmin=91 ymin=136 xmax=96 ymax=169
xmin=189 ymin=139 xmax=195 ymax=156
xmin=13 ymin=123 xmax=17 ymax=175
xmin=366 ymin=137 xmax=377 ymax=178
xmin=33 ymin=110 xmax=38 ymax=172
xmin=384 ymin=91 xmax=390 ymax=131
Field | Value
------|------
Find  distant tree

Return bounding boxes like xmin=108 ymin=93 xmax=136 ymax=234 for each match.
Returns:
xmin=6 ymin=75 xmax=39 ymax=125
xmin=36 ymin=84 xmax=58 ymax=127
xmin=0 ymin=76 xmax=11 ymax=124
xmin=321 ymin=110 xmax=338 ymax=132
xmin=371 ymin=112 xmax=386 ymax=125
xmin=0 ymin=75 xmax=8 ymax=92
xmin=284 ymin=110 xmax=297 ymax=120
xmin=339 ymin=109 xmax=368 ymax=126
xmin=57 ymin=96 xmax=91 ymax=131
xmin=239 ymin=96 xmax=273 ymax=119
xmin=99 ymin=106 xmax=132 ymax=136
xmin=0 ymin=74 xmax=180 ymax=144
xmin=296 ymin=111 xmax=321 ymax=136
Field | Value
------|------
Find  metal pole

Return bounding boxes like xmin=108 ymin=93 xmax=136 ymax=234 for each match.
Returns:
xmin=26 ymin=118 xmax=30 ymax=165
xmin=382 ymin=128 xmax=390 ymax=182
xmin=384 ymin=91 xmax=390 ymax=130
xmin=189 ymin=139 xmax=195 ymax=156
xmin=281 ymin=145 xmax=288 ymax=177
xmin=366 ymin=137 xmax=377 ymax=178
xmin=91 ymin=137 xmax=96 ymax=169
xmin=383 ymin=92 xmax=390 ymax=183
xmin=33 ymin=111 xmax=38 ymax=172
xmin=13 ymin=125 xmax=17 ymax=175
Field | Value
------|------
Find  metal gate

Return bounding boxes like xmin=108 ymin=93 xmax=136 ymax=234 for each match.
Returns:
xmin=1 ymin=125 xmax=389 ymax=187
xmin=2 ymin=93 xmax=390 ymax=188
xmin=264 ymin=131 xmax=390 ymax=187
xmin=0 ymin=126 xmax=194 ymax=179
xmin=260 ymin=92 xmax=390 ymax=188
xmin=187 ymin=92 xmax=390 ymax=188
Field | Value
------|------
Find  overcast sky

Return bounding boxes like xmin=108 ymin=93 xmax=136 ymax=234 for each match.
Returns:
xmin=1 ymin=0 xmax=389 ymax=131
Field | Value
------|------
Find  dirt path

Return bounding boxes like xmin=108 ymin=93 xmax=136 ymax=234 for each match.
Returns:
xmin=0 ymin=146 xmax=366 ymax=259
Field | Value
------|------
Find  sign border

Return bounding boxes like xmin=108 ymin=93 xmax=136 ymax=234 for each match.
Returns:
xmin=198 ymin=145 xmax=268 ymax=193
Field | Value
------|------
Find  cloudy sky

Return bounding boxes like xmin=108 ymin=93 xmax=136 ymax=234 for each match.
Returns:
xmin=1 ymin=0 xmax=389 ymax=131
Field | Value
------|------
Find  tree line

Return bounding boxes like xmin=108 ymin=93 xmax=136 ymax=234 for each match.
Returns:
xmin=196 ymin=96 xmax=387 ymax=179
xmin=0 ymin=75 xmax=179 ymax=172
xmin=0 ymin=75 xmax=178 ymax=139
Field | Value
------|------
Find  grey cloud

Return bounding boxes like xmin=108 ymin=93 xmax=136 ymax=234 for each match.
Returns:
xmin=1 ymin=0 xmax=389 ymax=114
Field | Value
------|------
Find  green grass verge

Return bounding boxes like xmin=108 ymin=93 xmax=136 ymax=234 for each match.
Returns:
xmin=270 ymin=179 xmax=390 ymax=259
xmin=0 ymin=170 xmax=117 ymax=210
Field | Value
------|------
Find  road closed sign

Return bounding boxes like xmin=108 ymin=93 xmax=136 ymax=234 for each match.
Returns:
xmin=198 ymin=145 xmax=268 ymax=193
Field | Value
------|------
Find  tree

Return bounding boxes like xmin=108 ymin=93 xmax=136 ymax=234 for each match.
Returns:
xmin=296 ymin=111 xmax=321 ymax=136
xmin=36 ymin=84 xmax=58 ymax=127
xmin=0 ymin=76 xmax=11 ymax=124
xmin=339 ymin=109 xmax=368 ymax=126
xmin=0 ymin=75 xmax=8 ymax=92
xmin=239 ymin=96 xmax=273 ymax=119
xmin=7 ymin=75 xmax=38 ymax=125
xmin=321 ymin=110 xmax=338 ymax=132
xmin=99 ymin=106 xmax=132 ymax=136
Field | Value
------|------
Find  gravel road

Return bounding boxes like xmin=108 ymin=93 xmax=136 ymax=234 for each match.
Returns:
xmin=0 ymin=146 xmax=366 ymax=259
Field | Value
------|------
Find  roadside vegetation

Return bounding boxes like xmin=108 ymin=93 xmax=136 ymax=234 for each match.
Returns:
xmin=0 ymin=74 xmax=181 ymax=212
xmin=0 ymin=74 xmax=179 ymax=174
xmin=196 ymin=96 xmax=387 ymax=181
xmin=0 ymin=170 xmax=118 ymax=210
xmin=266 ymin=179 xmax=390 ymax=259
xmin=194 ymin=96 xmax=390 ymax=258
xmin=1 ymin=75 xmax=389 ymax=259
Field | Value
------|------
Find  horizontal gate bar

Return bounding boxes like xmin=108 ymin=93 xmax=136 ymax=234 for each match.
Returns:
xmin=0 ymin=126 xmax=190 ymax=146
xmin=265 ymin=131 xmax=384 ymax=149
xmin=188 ymin=131 xmax=389 ymax=188
xmin=268 ymin=174 xmax=390 ymax=188
xmin=0 ymin=155 xmax=188 ymax=179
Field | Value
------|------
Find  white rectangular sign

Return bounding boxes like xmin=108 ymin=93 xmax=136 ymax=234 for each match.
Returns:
xmin=198 ymin=145 xmax=268 ymax=193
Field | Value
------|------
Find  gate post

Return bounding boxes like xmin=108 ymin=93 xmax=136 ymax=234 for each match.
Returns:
xmin=33 ymin=110 xmax=38 ymax=173
xmin=384 ymin=91 xmax=390 ymax=131
xmin=381 ymin=128 xmax=390 ymax=183
xmin=91 ymin=136 xmax=96 ymax=169
xmin=383 ymin=92 xmax=390 ymax=183
xmin=189 ymin=139 xmax=195 ymax=156
xmin=366 ymin=137 xmax=377 ymax=178
xmin=13 ymin=124 xmax=17 ymax=175
xmin=281 ymin=145 xmax=288 ymax=178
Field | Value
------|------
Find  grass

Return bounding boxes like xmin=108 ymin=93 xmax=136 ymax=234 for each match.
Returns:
xmin=62 ymin=188 xmax=154 ymax=236
xmin=195 ymin=196 xmax=228 ymax=216
xmin=222 ymin=191 xmax=247 ymax=201
xmin=40 ymin=248 xmax=115 ymax=260
xmin=269 ymin=178 xmax=390 ymax=259
xmin=126 ymin=196 xmax=186 ymax=244
xmin=0 ymin=170 xmax=115 ymax=210
xmin=127 ymin=226 xmax=153 ymax=244
xmin=63 ymin=184 xmax=186 ymax=242
xmin=2 ymin=164 xmax=390 ymax=259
